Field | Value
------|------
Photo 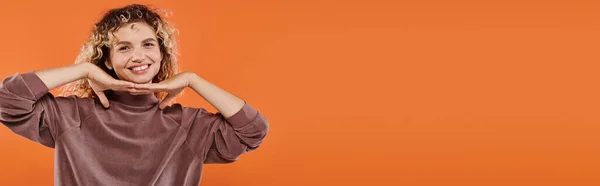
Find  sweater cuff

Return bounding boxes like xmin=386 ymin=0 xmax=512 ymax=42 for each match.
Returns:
xmin=225 ymin=101 xmax=258 ymax=128
xmin=20 ymin=71 xmax=50 ymax=100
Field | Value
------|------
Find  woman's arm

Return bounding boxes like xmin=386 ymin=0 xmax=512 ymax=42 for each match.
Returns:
xmin=35 ymin=63 xmax=135 ymax=108
xmin=0 ymin=63 xmax=138 ymax=146
xmin=185 ymin=72 xmax=268 ymax=163
xmin=186 ymin=73 xmax=245 ymax=118
xmin=133 ymin=72 xmax=245 ymax=116
xmin=34 ymin=62 xmax=91 ymax=90
xmin=132 ymin=71 xmax=269 ymax=163
xmin=0 ymin=71 xmax=87 ymax=147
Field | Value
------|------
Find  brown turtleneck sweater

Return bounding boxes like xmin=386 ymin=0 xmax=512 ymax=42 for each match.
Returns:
xmin=0 ymin=72 xmax=269 ymax=185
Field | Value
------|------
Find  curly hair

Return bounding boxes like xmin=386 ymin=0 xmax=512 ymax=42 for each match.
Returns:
xmin=61 ymin=4 xmax=178 ymax=100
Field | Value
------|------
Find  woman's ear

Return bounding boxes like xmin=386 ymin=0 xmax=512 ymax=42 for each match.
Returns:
xmin=104 ymin=60 xmax=113 ymax=70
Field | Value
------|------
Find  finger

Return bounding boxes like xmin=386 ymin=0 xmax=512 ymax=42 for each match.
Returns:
xmin=118 ymin=80 xmax=135 ymax=87
xmin=129 ymin=90 xmax=153 ymax=95
xmin=95 ymin=91 xmax=110 ymax=108
xmin=133 ymin=83 xmax=153 ymax=90
xmin=136 ymin=83 xmax=167 ymax=91
xmin=112 ymin=80 xmax=135 ymax=91
xmin=108 ymin=80 xmax=133 ymax=88
xmin=159 ymin=93 xmax=176 ymax=109
xmin=133 ymin=83 xmax=150 ymax=89
xmin=128 ymin=88 xmax=155 ymax=95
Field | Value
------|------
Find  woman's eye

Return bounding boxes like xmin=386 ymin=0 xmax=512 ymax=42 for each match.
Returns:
xmin=118 ymin=46 xmax=129 ymax=51
xmin=144 ymin=43 xmax=155 ymax=47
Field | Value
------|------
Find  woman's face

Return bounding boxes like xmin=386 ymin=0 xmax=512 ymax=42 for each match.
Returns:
xmin=106 ymin=22 xmax=162 ymax=84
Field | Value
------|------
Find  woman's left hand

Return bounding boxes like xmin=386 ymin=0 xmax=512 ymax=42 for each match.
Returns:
xmin=131 ymin=72 xmax=194 ymax=109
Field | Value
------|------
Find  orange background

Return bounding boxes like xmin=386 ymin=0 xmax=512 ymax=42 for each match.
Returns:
xmin=0 ymin=0 xmax=599 ymax=185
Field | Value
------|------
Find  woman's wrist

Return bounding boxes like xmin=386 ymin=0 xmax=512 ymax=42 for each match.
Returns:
xmin=80 ymin=63 xmax=99 ymax=79
xmin=183 ymin=72 xmax=198 ymax=88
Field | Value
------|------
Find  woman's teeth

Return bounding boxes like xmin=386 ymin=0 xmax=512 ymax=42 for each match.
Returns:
xmin=131 ymin=65 xmax=149 ymax=71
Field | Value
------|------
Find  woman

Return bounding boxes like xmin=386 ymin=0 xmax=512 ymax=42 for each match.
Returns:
xmin=0 ymin=4 xmax=269 ymax=185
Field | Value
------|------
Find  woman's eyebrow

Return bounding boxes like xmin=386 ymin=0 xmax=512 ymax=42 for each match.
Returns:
xmin=142 ymin=38 xmax=158 ymax=43
xmin=114 ymin=38 xmax=157 ymax=46
xmin=114 ymin=41 xmax=132 ymax=46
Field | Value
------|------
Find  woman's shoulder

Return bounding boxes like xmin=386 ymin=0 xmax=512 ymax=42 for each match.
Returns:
xmin=162 ymin=103 xmax=217 ymax=126
xmin=160 ymin=103 xmax=202 ymax=129
xmin=162 ymin=103 xmax=205 ymax=117
xmin=51 ymin=94 xmax=96 ymax=117
xmin=53 ymin=94 xmax=95 ymax=106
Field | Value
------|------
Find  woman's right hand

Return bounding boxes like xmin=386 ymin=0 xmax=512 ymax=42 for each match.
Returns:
xmin=86 ymin=64 xmax=135 ymax=108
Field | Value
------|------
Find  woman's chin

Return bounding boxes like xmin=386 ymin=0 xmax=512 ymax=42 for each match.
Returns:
xmin=117 ymin=72 xmax=157 ymax=84
xmin=133 ymin=79 xmax=153 ymax=84
xmin=122 ymin=77 xmax=152 ymax=84
xmin=125 ymin=74 xmax=156 ymax=84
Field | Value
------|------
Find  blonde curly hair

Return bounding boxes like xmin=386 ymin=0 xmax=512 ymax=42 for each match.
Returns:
xmin=61 ymin=4 xmax=178 ymax=100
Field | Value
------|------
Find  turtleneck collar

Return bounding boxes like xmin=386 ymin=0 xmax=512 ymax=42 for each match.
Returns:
xmin=105 ymin=90 xmax=159 ymax=107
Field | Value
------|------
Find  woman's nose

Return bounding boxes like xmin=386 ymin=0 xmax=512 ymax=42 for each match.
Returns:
xmin=131 ymin=51 xmax=144 ymax=62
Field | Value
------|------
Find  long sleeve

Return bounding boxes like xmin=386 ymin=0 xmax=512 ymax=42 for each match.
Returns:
xmin=184 ymin=102 xmax=269 ymax=164
xmin=0 ymin=72 xmax=88 ymax=148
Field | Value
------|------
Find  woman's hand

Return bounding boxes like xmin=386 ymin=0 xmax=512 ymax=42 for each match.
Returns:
xmin=133 ymin=71 xmax=245 ymax=117
xmin=131 ymin=72 xmax=194 ymax=109
xmin=86 ymin=66 xmax=135 ymax=108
